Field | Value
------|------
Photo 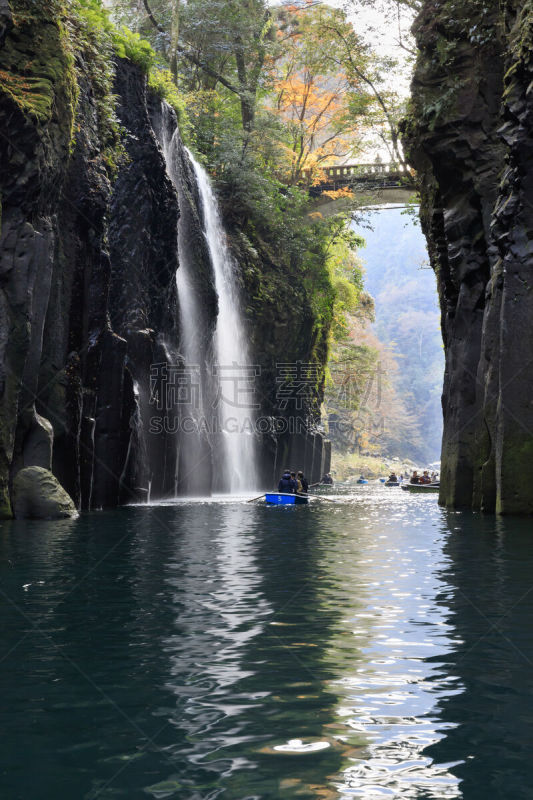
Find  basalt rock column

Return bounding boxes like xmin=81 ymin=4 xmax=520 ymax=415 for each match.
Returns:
xmin=483 ymin=1 xmax=533 ymax=513
xmin=402 ymin=0 xmax=506 ymax=510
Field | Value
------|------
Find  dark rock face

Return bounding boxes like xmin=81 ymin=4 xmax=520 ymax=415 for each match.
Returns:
xmin=402 ymin=0 xmax=533 ymax=513
xmin=0 ymin=7 xmax=180 ymax=514
xmin=225 ymin=214 xmax=332 ymax=487
xmin=0 ymin=4 xmax=330 ymax=514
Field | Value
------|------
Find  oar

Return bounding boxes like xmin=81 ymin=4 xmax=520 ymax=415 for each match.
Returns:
xmin=247 ymin=493 xmax=266 ymax=503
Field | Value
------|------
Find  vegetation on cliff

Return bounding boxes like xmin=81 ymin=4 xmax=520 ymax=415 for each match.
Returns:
xmin=102 ymin=0 xmax=408 ymax=418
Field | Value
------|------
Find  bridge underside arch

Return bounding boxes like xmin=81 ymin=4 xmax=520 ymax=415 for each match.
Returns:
xmin=311 ymin=186 xmax=416 ymax=216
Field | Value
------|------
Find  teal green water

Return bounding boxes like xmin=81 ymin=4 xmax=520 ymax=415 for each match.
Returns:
xmin=1 ymin=486 xmax=533 ymax=799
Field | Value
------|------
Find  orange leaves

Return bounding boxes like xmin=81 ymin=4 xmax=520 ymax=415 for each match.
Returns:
xmin=265 ymin=2 xmax=365 ymax=184
xmin=322 ymin=187 xmax=354 ymax=200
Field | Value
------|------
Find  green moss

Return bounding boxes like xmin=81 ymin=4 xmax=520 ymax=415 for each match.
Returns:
xmin=510 ymin=0 xmax=533 ymax=63
xmin=502 ymin=0 xmax=533 ymax=102
xmin=148 ymin=67 xmax=191 ymax=130
xmin=228 ymin=218 xmax=334 ymax=420
xmin=0 ymin=2 xmax=78 ymax=138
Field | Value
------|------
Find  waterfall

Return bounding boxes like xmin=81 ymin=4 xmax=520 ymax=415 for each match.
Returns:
xmin=157 ymin=126 xmax=212 ymax=495
xmin=157 ymin=115 xmax=257 ymax=494
xmin=187 ymin=151 xmax=258 ymax=494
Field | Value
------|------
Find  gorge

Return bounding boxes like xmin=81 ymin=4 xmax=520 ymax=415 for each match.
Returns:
xmin=4 ymin=0 xmax=533 ymax=515
xmin=7 ymin=2 xmax=533 ymax=797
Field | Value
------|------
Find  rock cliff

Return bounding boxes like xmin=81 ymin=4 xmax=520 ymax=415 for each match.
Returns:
xmin=0 ymin=1 xmax=330 ymax=516
xmin=403 ymin=0 xmax=533 ymax=513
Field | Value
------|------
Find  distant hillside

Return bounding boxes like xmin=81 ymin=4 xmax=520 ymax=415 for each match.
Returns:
xmin=353 ymin=206 xmax=444 ymax=463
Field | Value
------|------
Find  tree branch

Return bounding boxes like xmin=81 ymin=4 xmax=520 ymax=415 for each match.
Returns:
xmin=142 ymin=0 xmax=165 ymax=34
xmin=141 ymin=0 xmax=242 ymax=97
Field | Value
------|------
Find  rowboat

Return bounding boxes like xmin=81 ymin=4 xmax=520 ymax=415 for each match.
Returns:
xmin=265 ymin=493 xmax=310 ymax=505
xmin=356 ymin=479 xmax=369 ymax=484
xmin=385 ymin=481 xmax=399 ymax=487
xmin=401 ymin=483 xmax=439 ymax=493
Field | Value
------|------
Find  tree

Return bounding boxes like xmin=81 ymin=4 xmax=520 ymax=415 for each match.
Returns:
xmin=130 ymin=0 xmax=274 ymax=131
xmin=321 ymin=13 xmax=407 ymax=165
xmin=269 ymin=3 xmax=371 ymax=184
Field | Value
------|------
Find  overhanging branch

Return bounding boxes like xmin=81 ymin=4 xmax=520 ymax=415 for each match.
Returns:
xmin=142 ymin=0 xmax=242 ymax=97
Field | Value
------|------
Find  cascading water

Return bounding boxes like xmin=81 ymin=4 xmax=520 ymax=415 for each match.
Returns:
xmin=187 ymin=151 xmax=258 ymax=494
xmin=157 ymin=114 xmax=257 ymax=494
xmin=159 ymin=126 xmax=213 ymax=495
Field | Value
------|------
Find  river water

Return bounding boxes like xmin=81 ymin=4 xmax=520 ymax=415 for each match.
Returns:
xmin=1 ymin=485 xmax=533 ymax=799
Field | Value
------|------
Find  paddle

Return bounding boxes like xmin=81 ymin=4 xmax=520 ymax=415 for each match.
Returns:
xmin=247 ymin=493 xmax=266 ymax=503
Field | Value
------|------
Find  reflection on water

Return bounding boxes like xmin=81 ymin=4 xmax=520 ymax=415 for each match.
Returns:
xmin=1 ymin=487 xmax=533 ymax=798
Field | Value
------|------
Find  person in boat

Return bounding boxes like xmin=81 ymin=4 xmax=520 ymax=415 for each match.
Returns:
xmin=292 ymin=472 xmax=302 ymax=493
xmin=278 ymin=470 xmax=296 ymax=493
xmin=297 ymin=471 xmax=309 ymax=494
xmin=321 ymin=473 xmax=333 ymax=485
xmin=410 ymin=471 xmax=420 ymax=484
xmin=388 ymin=472 xmax=398 ymax=483
xmin=419 ymin=470 xmax=431 ymax=484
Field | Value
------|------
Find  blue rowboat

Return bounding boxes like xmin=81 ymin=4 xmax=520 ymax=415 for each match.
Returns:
xmin=265 ymin=493 xmax=309 ymax=505
xmin=356 ymin=479 xmax=368 ymax=484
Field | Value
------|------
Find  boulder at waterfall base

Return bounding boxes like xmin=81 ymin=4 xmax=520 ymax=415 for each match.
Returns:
xmin=12 ymin=467 xmax=78 ymax=520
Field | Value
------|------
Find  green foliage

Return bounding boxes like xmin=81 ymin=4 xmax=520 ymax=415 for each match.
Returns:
xmin=325 ymin=338 xmax=381 ymax=452
xmin=323 ymin=224 xmax=373 ymax=341
xmin=69 ymin=0 xmax=124 ymax=174
xmin=74 ymin=0 xmax=114 ymax=34
xmin=113 ymin=27 xmax=157 ymax=73
xmin=74 ymin=0 xmax=157 ymax=72
xmin=70 ymin=0 xmax=188 ymax=167
xmin=0 ymin=1 xmax=78 ymax=130
xmin=148 ymin=68 xmax=190 ymax=129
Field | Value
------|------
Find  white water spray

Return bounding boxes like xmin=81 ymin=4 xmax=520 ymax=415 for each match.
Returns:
xmin=160 ymin=129 xmax=211 ymax=495
xmin=158 ymin=118 xmax=258 ymax=493
xmin=186 ymin=151 xmax=258 ymax=493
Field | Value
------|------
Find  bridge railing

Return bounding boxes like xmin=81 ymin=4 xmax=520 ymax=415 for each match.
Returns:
xmin=301 ymin=162 xmax=412 ymax=181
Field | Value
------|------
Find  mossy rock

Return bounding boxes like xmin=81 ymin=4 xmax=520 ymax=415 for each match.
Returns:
xmin=12 ymin=466 xmax=78 ymax=520
xmin=0 ymin=1 xmax=77 ymax=131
